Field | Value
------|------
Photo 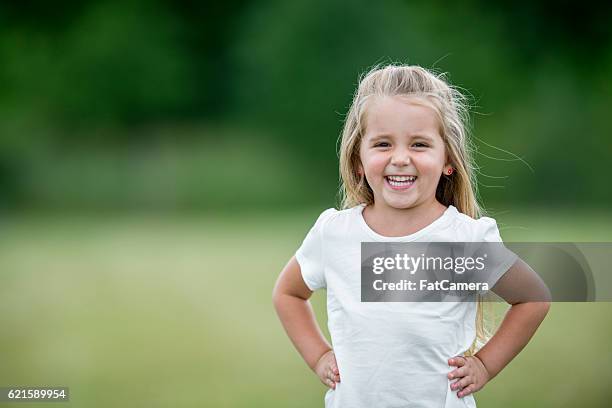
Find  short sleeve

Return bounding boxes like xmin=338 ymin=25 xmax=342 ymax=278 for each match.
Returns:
xmin=295 ymin=208 xmax=336 ymax=291
xmin=474 ymin=217 xmax=519 ymax=293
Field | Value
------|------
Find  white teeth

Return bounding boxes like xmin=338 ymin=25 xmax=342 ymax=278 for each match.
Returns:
xmin=386 ymin=175 xmax=416 ymax=182
xmin=386 ymin=175 xmax=417 ymax=187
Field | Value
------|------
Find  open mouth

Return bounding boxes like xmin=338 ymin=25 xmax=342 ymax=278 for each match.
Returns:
xmin=385 ymin=175 xmax=417 ymax=190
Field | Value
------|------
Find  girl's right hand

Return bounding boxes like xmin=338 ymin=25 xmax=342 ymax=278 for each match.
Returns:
xmin=314 ymin=349 xmax=341 ymax=389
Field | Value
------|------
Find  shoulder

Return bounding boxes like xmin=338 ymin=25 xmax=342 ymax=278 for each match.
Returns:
xmin=317 ymin=207 xmax=339 ymax=222
xmin=310 ymin=205 xmax=361 ymax=234
xmin=448 ymin=207 xmax=505 ymax=242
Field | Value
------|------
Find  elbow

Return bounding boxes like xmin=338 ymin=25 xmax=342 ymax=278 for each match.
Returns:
xmin=272 ymin=273 xmax=286 ymax=305
xmin=534 ymin=295 xmax=551 ymax=319
xmin=528 ymin=282 xmax=552 ymax=315
xmin=541 ymin=299 xmax=551 ymax=315
xmin=272 ymin=285 xmax=289 ymax=310
xmin=513 ymin=291 xmax=551 ymax=317
xmin=272 ymin=285 xmax=282 ymax=307
xmin=540 ymin=285 xmax=552 ymax=314
xmin=272 ymin=282 xmax=280 ymax=307
xmin=272 ymin=291 xmax=283 ymax=315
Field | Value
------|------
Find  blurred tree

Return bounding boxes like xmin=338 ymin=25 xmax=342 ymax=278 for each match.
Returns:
xmin=0 ymin=0 xmax=610 ymax=210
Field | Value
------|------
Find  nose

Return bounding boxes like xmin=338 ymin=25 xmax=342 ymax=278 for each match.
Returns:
xmin=390 ymin=146 xmax=411 ymax=167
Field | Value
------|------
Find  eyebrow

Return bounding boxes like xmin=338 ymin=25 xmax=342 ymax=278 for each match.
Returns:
xmin=367 ymin=133 xmax=436 ymax=143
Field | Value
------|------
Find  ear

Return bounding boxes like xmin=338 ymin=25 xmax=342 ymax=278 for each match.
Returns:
xmin=357 ymin=163 xmax=364 ymax=176
xmin=443 ymin=153 xmax=451 ymax=173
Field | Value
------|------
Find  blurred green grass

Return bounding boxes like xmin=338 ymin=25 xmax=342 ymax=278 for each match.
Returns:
xmin=0 ymin=207 xmax=611 ymax=407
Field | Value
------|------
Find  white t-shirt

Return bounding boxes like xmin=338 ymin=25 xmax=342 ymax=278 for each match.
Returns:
xmin=295 ymin=203 xmax=518 ymax=408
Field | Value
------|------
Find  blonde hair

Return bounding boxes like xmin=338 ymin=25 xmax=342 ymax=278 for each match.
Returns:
xmin=337 ymin=63 xmax=491 ymax=356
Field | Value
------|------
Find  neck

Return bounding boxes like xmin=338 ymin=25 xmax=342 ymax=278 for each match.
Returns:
xmin=364 ymin=198 xmax=448 ymax=237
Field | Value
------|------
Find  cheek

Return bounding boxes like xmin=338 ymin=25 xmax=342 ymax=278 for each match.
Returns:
xmin=415 ymin=152 xmax=445 ymax=174
xmin=361 ymin=151 xmax=388 ymax=173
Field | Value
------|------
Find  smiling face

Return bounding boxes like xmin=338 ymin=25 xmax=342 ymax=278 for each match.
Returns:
xmin=358 ymin=95 xmax=450 ymax=212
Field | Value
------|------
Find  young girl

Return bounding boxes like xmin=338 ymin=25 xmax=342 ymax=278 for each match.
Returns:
xmin=272 ymin=64 xmax=551 ymax=407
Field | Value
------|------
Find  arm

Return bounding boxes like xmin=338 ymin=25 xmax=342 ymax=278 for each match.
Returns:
xmin=449 ymin=258 xmax=551 ymax=398
xmin=272 ymin=256 xmax=333 ymax=371
xmin=474 ymin=257 xmax=551 ymax=378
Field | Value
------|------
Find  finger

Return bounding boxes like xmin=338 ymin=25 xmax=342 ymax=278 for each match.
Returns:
xmin=448 ymin=366 xmax=468 ymax=379
xmin=455 ymin=376 xmax=472 ymax=390
xmin=448 ymin=356 xmax=467 ymax=367
xmin=330 ymin=362 xmax=340 ymax=379
xmin=326 ymin=378 xmax=336 ymax=389
xmin=450 ymin=376 xmax=470 ymax=391
xmin=327 ymin=369 xmax=340 ymax=383
xmin=458 ymin=384 xmax=475 ymax=398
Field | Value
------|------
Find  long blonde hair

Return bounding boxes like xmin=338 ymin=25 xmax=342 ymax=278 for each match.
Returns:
xmin=337 ymin=63 xmax=491 ymax=355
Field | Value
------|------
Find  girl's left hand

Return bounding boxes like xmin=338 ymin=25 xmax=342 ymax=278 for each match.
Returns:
xmin=447 ymin=355 xmax=491 ymax=398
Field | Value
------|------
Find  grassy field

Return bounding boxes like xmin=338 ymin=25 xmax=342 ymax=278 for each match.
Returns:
xmin=0 ymin=206 xmax=611 ymax=407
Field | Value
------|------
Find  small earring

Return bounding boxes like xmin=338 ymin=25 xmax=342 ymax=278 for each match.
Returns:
xmin=446 ymin=168 xmax=453 ymax=175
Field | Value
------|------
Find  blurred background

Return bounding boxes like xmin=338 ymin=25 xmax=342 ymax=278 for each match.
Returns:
xmin=0 ymin=0 xmax=611 ymax=406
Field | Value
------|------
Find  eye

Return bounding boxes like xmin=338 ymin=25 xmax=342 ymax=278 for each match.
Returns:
xmin=374 ymin=142 xmax=390 ymax=147
xmin=413 ymin=142 xmax=428 ymax=148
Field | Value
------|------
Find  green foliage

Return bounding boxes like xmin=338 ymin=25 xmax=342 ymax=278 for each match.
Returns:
xmin=0 ymin=0 xmax=610 ymax=210
xmin=0 ymin=1 xmax=194 ymax=129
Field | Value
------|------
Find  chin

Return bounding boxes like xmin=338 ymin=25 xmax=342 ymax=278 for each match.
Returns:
xmin=381 ymin=196 xmax=419 ymax=210
xmin=389 ymin=203 xmax=417 ymax=210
